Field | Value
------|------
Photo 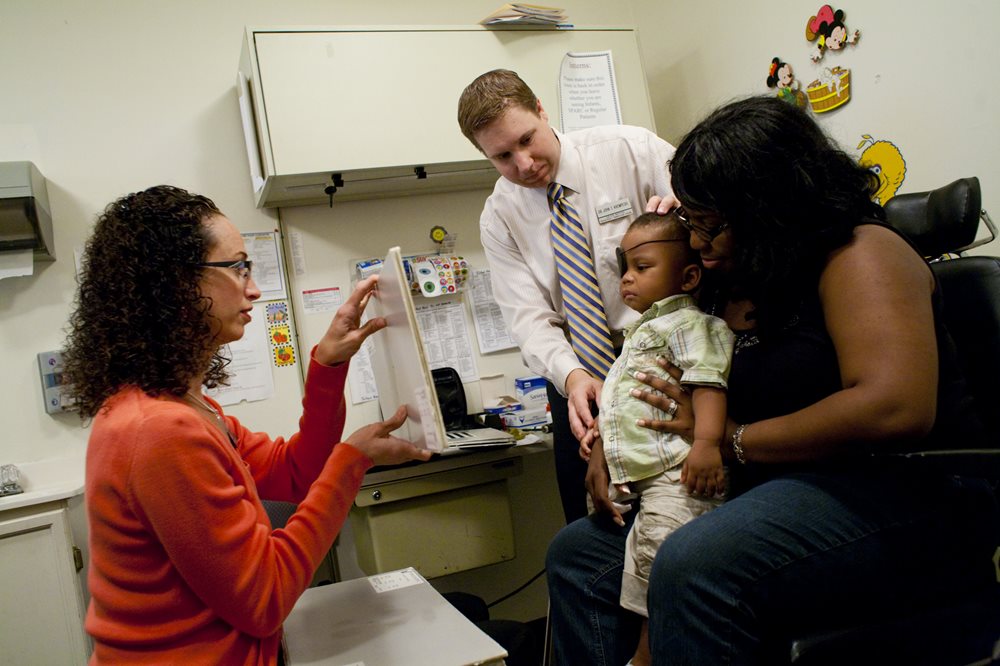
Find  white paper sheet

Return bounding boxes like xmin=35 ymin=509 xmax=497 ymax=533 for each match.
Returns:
xmin=348 ymin=330 xmax=379 ymax=405
xmin=205 ymin=302 xmax=275 ymax=406
xmin=415 ymin=298 xmax=480 ymax=383
xmin=301 ymin=286 xmax=343 ymax=314
xmin=242 ymin=231 xmax=286 ymax=301
xmin=558 ymin=50 xmax=623 ymax=132
xmin=289 ymin=231 xmax=307 ymax=277
xmin=468 ymin=269 xmax=518 ymax=354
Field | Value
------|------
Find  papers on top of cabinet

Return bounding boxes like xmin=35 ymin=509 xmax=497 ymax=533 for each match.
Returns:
xmin=480 ymin=3 xmax=571 ymax=28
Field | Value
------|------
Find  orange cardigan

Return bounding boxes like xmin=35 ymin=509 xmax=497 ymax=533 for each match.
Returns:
xmin=84 ymin=352 xmax=372 ymax=664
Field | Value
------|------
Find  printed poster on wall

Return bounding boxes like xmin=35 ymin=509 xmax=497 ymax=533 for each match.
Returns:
xmin=558 ymin=50 xmax=622 ymax=132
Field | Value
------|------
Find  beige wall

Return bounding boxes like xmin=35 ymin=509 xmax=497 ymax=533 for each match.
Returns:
xmin=632 ymin=0 xmax=1000 ymax=226
xmin=0 ymin=0 xmax=631 ymax=464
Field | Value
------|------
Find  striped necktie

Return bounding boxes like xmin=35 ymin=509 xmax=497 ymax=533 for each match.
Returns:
xmin=547 ymin=182 xmax=616 ymax=379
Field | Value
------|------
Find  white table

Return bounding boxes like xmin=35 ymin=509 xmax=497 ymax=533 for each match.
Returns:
xmin=282 ymin=568 xmax=507 ymax=666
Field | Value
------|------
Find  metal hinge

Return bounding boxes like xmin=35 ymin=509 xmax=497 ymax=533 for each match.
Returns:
xmin=73 ymin=546 xmax=83 ymax=573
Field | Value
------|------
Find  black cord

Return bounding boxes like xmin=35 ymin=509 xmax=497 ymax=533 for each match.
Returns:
xmin=486 ymin=568 xmax=546 ymax=608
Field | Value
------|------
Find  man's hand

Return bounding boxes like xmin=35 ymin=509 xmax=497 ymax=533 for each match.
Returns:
xmin=565 ymin=369 xmax=602 ymax=441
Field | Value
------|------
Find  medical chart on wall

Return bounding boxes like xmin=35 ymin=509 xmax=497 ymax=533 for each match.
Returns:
xmin=469 ymin=269 xmax=518 ymax=354
xmin=415 ymin=299 xmax=480 ymax=383
xmin=206 ymin=302 xmax=275 ymax=405
xmin=348 ymin=330 xmax=380 ymax=405
xmin=558 ymin=50 xmax=622 ymax=132
xmin=242 ymin=231 xmax=287 ymax=301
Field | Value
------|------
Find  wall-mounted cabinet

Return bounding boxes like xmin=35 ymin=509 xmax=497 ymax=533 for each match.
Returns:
xmin=238 ymin=25 xmax=655 ymax=208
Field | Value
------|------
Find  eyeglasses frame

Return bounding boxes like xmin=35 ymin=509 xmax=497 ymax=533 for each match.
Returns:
xmin=674 ymin=207 xmax=730 ymax=242
xmin=196 ymin=259 xmax=254 ymax=281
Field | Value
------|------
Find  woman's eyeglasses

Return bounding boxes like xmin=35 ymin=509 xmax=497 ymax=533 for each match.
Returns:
xmin=674 ymin=207 xmax=729 ymax=242
xmin=197 ymin=259 xmax=253 ymax=281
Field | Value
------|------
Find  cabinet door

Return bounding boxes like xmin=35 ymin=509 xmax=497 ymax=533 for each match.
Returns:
xmin=252 ymin=28 xmax=655 ymax=177
xmin=0 ymin=506 xmax=90 ymax=665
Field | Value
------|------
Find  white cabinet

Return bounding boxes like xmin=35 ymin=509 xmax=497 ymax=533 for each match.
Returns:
xmin=238 ymin=25 xmax=655 ymax=207
xmin=0 ymin=500 xmax=90 ymax=664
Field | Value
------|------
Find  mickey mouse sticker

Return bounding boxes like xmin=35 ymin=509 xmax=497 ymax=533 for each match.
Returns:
xmin=806 ymin=5 xmax=860 ymax=62
xmin=766 ymin=57 xmax=807 ymax=108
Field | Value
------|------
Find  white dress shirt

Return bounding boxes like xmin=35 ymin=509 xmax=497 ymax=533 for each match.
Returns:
xmin=479 ymin=124 xmax=675 ymax=394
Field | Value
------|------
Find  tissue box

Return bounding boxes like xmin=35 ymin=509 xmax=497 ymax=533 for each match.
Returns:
xmin=515 ymin=376 xmax=548 ymax=409
xmin=482 ymin=396 xmax=523 ymax=415
xmin=501 ymin=407 xmax=551 ymax=429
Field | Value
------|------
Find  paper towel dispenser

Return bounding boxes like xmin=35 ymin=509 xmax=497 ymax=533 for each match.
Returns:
xmin=0 ymin=161 xmax=55 ymax=260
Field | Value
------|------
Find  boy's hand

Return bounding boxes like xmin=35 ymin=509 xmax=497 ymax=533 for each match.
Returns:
xmin=578 ymin=423 xmax=601 ymax=461
xmin=584 ymin=436 xmax=627 ymax=527
xmin=681 ymin=440 xmax=726 ymax=498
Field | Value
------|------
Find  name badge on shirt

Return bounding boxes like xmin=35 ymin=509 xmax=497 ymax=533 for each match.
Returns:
xmin=596 ymin=198 xmax=634 ymax=224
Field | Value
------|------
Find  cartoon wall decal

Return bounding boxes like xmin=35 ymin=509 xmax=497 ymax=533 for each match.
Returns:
xmin=766 ymin=57 xmax=807 ymax=108
xmin=806 ymin=66 xmax=851 ymax=113
xmin=805 ymin=5 xmax=860 ymax=62
xmin=857 ymin=135 xmax=907 ymax=205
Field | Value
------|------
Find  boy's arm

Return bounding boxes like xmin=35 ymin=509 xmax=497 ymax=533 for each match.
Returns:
xmin=681 ymin=385 xmax=728 ymax=496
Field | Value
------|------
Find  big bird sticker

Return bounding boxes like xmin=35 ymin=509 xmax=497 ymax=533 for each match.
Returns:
xmin=857 ymin=135 xmax=907 ymax=206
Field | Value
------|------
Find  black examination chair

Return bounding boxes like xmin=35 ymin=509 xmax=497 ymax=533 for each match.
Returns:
xmin=789 ymin=177 xmax=1000 ymax=665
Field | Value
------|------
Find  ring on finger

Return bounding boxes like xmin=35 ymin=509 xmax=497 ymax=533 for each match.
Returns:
xmin=666 ymin=399 xmax=679 ymax=417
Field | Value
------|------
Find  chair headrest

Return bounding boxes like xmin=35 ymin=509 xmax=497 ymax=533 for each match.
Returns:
xmin=883 ymin=177 xmax=982 ymax=258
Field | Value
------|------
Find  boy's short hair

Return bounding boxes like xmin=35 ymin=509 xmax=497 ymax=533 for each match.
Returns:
xmin=617 ymin=211 xmax=700 ymax=278
xmin=457 ymin=69 xmax=539 ymax=151
xmin=628 ymin=211 xmax=699 ymax=262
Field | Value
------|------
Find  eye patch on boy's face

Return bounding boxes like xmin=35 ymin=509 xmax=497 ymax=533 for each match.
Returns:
xmin=616 ymin=239 xmax=689 ymax=277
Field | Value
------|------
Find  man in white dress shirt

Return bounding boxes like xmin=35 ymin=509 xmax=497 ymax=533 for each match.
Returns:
xmin=458 ymin=69 xmax=676 ymax=522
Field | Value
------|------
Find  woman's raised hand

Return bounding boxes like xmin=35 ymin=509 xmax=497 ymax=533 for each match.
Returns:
xmin=346 ymin=406 xmax=432 ymax=466
xmin=315 ymin=275 xmax=386 ymax=366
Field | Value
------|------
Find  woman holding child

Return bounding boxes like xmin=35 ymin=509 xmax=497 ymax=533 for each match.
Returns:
xmin=546 ymin=96 xmax=1000 ymax=664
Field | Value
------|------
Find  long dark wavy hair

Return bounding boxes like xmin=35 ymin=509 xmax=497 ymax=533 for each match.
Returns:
xmin=670 ymin=95 xmax=883 ymax=332
xmin=63 ymin=185 xmax=230 ymax=418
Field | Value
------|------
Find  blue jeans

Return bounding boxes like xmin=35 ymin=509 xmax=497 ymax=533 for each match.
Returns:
xmin=547 ymin=468 xmax=1000 ymax=665
xmin=546 ymin=510 xmax=640 ymax=666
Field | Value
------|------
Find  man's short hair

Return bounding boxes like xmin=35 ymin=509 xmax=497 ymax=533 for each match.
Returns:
xmin=457 ymin=69 xmax=539 ymax=152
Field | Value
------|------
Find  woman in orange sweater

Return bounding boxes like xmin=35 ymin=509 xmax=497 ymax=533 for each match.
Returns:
xmin=63 ymin=185 xmax=431 ymax=664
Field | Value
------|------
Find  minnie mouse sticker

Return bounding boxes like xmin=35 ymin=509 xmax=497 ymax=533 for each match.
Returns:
xmin=805 ymin=5 xmax=860 ymax=62
xmin=766 ymin=57 xmax=807 ymax=108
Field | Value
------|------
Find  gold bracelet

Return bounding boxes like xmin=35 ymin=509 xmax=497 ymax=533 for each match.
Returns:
xmin=731 ymin=424 xmax=748 ymax=465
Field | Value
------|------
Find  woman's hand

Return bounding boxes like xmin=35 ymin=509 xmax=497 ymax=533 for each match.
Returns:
xmin=632 ymin=357 xmax=695 ymax=442
xmin=346 ymin=406 xmax=433 ymax=466
xmin=645 ymin=194 xmax=680 ymax=215
xmin=315 ymin=275 xmax=386 ymax=366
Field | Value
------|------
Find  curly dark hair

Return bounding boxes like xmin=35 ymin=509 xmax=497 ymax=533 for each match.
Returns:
xmin=63 ymin=185 xmax=230 ymax=418
xmin=669 ymin=95 xmax=883 ymax=332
